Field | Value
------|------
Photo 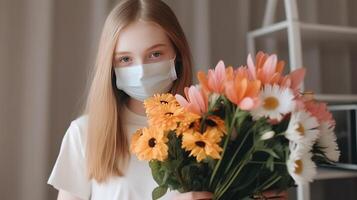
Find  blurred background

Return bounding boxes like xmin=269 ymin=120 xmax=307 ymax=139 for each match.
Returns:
xmin=1 ymin=0 xmax=357 ymax=199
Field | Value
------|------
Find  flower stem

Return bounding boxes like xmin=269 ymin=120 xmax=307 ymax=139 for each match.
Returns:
xmin=209 ymin=103 xmax=238 ymax=188
xmin=215 ymin=149 xmax=253 ymax=199
xmin=248 ymin=161 xmax=286 ymax=165
xmin=223 ymin=128 xmax=252 ymax=174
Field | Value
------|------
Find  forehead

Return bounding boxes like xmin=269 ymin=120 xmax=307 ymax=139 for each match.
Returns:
xmin=115 ymin=20 xmax=171 ymax=53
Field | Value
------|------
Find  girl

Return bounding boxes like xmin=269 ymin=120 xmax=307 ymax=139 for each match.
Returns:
xmin=48 ymin=0 xmax=213 ymax=199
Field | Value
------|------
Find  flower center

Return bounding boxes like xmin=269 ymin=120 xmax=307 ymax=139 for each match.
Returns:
xmin=294 ymin=159 xmax=303 ymax=174
xmin=195 ymin=141 xmax=206 ymax=148
xmin=189 ymin=121 xmax=196 ymax=129
xmin=148 ymin=138 xmax=156 ymax=148
xmin=160 ymin=100 xmax=169 ymax=104
xmin=205 ymin=119 xmax=217 ymax=127
xmin=165 ymin=112 xmax=174 ymax=116
xmin=296 ymin=123 xmax=305 ymax=135
xmin=263 ymin=97 xmax=279 ymax=110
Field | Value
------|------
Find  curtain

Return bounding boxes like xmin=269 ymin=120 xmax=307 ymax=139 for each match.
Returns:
xmin=0 ymin=0 xmax=356 ymax=199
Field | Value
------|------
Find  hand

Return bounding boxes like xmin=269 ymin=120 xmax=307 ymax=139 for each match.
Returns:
xmin=254 ymin=190 xmax=288 ymax=200
xmin=172 ymin=191 xmax=213 ymax=200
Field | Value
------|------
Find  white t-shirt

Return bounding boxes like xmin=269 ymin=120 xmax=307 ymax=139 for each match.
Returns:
xmin=48 ymin=104 xmax=179 ymax=200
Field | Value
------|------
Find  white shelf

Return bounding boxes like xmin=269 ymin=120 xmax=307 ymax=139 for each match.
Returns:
xmin=247 ymin=1 xmax=357 ymax=199
xmin=249 ymin=21 xmax=289 ymax=38
xmin=316 ymin=168 xmax=357 ymax=180
xmin=248 ymin=21 xmax=357 ymax=42
xmin=301 ymin=23 xmax=357 ymax=41
xmin=315 ymin=94 xmax=357 ymax=103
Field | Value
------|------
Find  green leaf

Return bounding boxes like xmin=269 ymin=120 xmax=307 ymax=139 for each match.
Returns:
xmin=149 ymin=160 xmax=165 ymax=185
xmin=162 ymin=169 xmax=170 ymax=185
xmin=266 ymin=156 xmax=274 ymax=171
xmin=255 ymin=148 xmax=279 ymax=159
xmin=152 ymin=186 xmax=168 ymax=200
xmin=149 ymin=160 xmax=160 ymax=170
xmin=262 ymin=175 xmax=282 ymax=191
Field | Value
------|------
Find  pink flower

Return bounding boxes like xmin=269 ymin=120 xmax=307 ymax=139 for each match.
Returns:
xmin=175 ymin=85 xmax=208 ymax=115
xmin=197 ymin=60 xmax=226 ymax=94
xmin=280 ymin=68 xmax=306 ymax=92
xmin=294 ymin=95 xmax=306 ymax=111
xmin=304 ymin=100 xmax=335 ymax=126
xmin=288 ymin=68 xmax=306 ymax=91
xmin=247 ymin=52 xmax=284 ymax=85
xmin=247 ymin=51 xmax=306 ymax=93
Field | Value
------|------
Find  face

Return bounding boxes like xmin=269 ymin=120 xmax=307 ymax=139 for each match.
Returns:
xmin=113 ymin=20 xmax=176 ymax=68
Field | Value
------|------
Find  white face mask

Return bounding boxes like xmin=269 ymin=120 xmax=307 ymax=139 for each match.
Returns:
xmin=114 ymin=57 xmax=177 ymax=102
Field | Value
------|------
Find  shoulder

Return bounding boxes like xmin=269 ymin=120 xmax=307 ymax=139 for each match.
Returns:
xmin=48 ymin=114 xmax=92 ymax=199
xmin=71 ymin=114 xmax=88 ymax=134
xmin=64 ymin=115 xmax=89 ymax=156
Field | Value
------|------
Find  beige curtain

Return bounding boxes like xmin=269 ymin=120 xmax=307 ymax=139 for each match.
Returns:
xmin=0 ymin=0 xmax=356 ymax=200
xmin=0 ymin=0 xmax=109 ymax=199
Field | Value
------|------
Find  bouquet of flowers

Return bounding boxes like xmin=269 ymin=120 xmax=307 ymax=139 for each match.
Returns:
xmin=130 ymin=52 xmax=340 ymax=200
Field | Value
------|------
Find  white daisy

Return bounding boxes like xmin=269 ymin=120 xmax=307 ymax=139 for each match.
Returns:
xmin=288 ymin=141 xmax=313 ymax=162
xmin=287 ymin=151 xmax=317 ymax=185
xmin=251 ymin=84 xmax=295 ymax=121
xmin=285 ymin=110 xmax=320 ymax=152
xmin=317 ymin=122 xmax=340 ymax=162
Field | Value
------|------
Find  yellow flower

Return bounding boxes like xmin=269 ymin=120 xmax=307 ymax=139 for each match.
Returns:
xmin=176 ymin=111 xmax=201 ymax=136
xmin=177 ymin=114 xmax=226 ymax=139
xmin=134 ymin=127 xmax=169 ymax=161
xmin=182 ymin=127 xmax=223 ymax=162
xmin=130 ymin=128 xmax=143 ymax=154
xmin=149 ymin=103 xmax=184 ymax=131
xmin=203 ymin=115 xmax=226 ymax=137
xmin=144 ymin=93 xmax=179 ymax=116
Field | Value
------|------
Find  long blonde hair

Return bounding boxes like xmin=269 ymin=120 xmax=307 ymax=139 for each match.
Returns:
xmin=83 ymin=0 xmax=193 ymax=183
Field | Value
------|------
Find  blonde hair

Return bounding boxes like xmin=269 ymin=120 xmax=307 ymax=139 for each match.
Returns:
xmin=83 ymin=0 xmax=193 ymax=183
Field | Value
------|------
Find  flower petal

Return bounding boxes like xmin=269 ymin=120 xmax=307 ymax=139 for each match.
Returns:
xmin=175 ymin=94 xmax=189 ymax=107
xmin=239 ymin=97 xmax=255 ymax=110
xmin=247 ymin=54 xmax=257 ymax=79
xmin=263 ymin=54 xmax=277 ymax=77
xmin=290 ymin=68 xmax=306 ymax=90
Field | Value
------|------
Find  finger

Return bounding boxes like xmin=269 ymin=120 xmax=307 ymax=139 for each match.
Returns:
xmin=191 ymin=191 xmax=213 ymax=199
xmin=173 ymin=191 xmax=214 ymax=200
xmin=263 ymin=190 xmax=288 ymax=198
xmin=266 ymin=196 xmax=286 ymax=200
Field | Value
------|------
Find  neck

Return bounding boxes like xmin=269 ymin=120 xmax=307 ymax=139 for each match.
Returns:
xmin=126 ymin=97 xmax=146 ymax=116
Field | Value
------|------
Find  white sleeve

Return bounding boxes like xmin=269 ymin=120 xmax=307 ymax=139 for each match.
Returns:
xmin=47 ymin=121 xmax=91 ymax=200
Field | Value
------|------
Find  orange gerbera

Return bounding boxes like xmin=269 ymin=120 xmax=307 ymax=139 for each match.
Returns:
xmin=144 ymin=93 xmax=179 ymax=116
xmin=176 ymin=111 xmax=201 ymax=136
xmin=176 ymin=113 xmax=226 ymax=138
xmin=203 ymin=115 xmax=226 ymax=136
xmin=134 ymin=126 xmax=169 ymax=161
xmin=148 ymin=103 xmax=184 ymax=131
xmin=182 ymin=127 xmax=223 ymax=162
xmin=225 ymin=67 xmax=261 ymax=110
xmin=130 ymin=128 xmax=143 ymax=154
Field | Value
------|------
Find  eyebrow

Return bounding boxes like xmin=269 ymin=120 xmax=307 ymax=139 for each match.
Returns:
xmin=114 ymin=43 xmax=167 ymax=56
